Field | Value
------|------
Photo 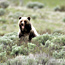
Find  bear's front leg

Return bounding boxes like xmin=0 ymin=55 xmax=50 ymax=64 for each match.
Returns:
xmin=29 ymin=30 xmax=36 ymax=41
xmin=18 ymin=31 xmax=24 ymax=38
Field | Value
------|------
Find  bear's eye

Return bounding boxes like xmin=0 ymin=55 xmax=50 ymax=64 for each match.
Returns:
xmin=24 ymin=21 xmax=27 ymax=23
xmin=20 ymin=21 xmax=22 ymax=22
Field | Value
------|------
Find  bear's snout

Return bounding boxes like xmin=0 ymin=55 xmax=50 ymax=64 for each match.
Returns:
xmin=21 ymin=21 xmax=25 ymax=26
xmin=21 ymin=23 xmax=24 ymax=26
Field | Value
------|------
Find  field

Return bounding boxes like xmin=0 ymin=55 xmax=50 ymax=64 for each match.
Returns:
xmin=0 ymin=0 xmax=65 ymax=65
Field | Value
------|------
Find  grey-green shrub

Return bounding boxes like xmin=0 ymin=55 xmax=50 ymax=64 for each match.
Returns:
xmin=11 ymin=45 xmax=29 ymax=56
xmin=6 ymin=53 xmax=48 ymax=65
xmin=0 ymin=32 xmax=20 ymax=62
xmin=0 ymin=8 xmax=5 ymax=16
xmin=54 ymin=6 xmax=60 ymax=11
xmin=11 ymin=45 xmax=22 ymax=56
xmin=0 ymin=51 xmax=7 ymax=62
xmin=27 ymin=2 xmax=44 ymax=9
xmin=63 ymin=17 xmax=65 ymax=22
xmin=51 ymin=35 xmax=65 ymax=45
xmin=53 ymin=49 xmax=65 ymax=59
xmin=54 ymin=5 xmax=65 ymax=12
xmin=31 ymin=14 xmax=37 ymax=19
xmin=28 ymin=43 xmax=36 ymax=52
xmin=2 ymin=24 xmax=7 ymax=30
xmin=45 ymin=40 xmax=51 ymax=47
xmin=32 ymin=33 xmax=54 ymax=45
xmin=0 ymin=36 xmax=13 ymax=45
xmin=9 ymin=12 xmax=23 ymax=19
xmin=48 ymin=59 xmax=65 ymax=65
xmin=0 ymin=32 xmax=19 ymax=45
xmin=45 ymin=40 xmax=60 ymax=50
xmin=32 ymin=33 xmax=65 ymax=46
xmin=0 ymin=44 xmax=4 ymax=52
xmin=0 ymin=18 xmax=7 ymax=23
xmin=0 ymin=63 xmax=7 ymax=65
xmin=48 ymin=43 xmax=58 ymax=50
xmin=0 ymin=1 xmax=9 ymax=8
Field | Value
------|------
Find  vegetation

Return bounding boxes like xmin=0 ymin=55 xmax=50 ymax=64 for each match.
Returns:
xmin=26 ymin=2 xmax=44 ymax=9
xmin=54 ymin=5 xmax=65 ymax=12
xmin=0 ymin=8 xmax=5 ymax=16
xmin=0 ymin=1 xmax=9 ymax=8
xmin=0 ymin=0 xmax=65 ymax=65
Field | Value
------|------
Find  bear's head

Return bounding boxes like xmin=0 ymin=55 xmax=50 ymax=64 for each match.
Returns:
xmin=18 ymin=17 xmax=31 ymax=31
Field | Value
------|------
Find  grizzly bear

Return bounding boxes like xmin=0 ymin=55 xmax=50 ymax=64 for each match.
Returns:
xmin=18 ymin=17 xmax=39 ymax=41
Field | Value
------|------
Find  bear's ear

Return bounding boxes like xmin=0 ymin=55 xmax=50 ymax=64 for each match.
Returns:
xmin=27 ymin=17 xmax=30 ymax=21
xmin=19 ymin=17 xmax=21 ymax=19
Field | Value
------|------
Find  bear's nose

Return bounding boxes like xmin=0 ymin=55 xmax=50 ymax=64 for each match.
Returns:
xmin=21 ymin=23 xmax=24 ymax=26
